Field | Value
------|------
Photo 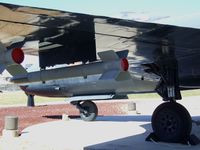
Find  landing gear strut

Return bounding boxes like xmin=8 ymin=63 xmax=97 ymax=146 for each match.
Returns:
xmin=27 ymin=94 xmax=35 ymax=107
xmin=151 ymin=102 xmax=192 ymax=143
xmin=72 ymin=101 xmax=98 ymax=121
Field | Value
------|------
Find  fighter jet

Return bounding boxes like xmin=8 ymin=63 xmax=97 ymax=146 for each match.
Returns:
xmin=0 ymin=2 xmax=200 ymax=143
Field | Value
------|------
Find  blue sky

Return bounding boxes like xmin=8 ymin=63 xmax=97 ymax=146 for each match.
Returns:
xmin=0 ymin=0 xmax=200 ymax=17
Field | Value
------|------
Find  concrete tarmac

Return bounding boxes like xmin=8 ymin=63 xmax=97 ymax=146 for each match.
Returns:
xmin=1 ymin=96 xmax=200 ymax=150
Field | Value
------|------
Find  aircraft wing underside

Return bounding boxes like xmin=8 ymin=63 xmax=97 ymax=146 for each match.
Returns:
xmin=0 ymin=2 xmax=200 ymax=72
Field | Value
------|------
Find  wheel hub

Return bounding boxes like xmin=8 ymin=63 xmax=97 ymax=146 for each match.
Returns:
xmin=83 ymin=107 xmax=91 ymax=116
xmin=160 ymin=114 xmax=177 ymax=134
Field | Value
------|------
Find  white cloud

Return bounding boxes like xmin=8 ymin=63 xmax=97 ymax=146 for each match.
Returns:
xmin=113 ymin=11 xmax=169 ymax=22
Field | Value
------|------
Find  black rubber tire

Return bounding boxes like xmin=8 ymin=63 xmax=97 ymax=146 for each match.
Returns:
xmin=80 ymin=101 xmax=98 ymax=121
xmin=151 ymin=102 xmax=192 ymax=143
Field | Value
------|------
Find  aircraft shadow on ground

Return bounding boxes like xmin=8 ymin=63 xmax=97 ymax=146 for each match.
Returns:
xmin=43 ymin=115 xmax=151 ymax=122
xmin=43 ymin=115 xmax=80 ymax=119
xmin=43 ymin=115 xmax=63 ymax=119
xmin=192 ymin=116 xmax=200 ymax=125
xmin=96 ymin=115 xmax=151 ymax=122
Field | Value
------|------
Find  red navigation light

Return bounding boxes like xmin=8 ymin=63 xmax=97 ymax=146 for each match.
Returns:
xmin=11 ymin=48 xmax=24 ymax=64
xmin=121 ymin=58 xmax=129 ymax=71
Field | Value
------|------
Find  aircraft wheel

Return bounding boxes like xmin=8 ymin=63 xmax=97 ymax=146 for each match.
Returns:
xmin=151 ymin=102 xmax=192 ymax=143
xmin=79 ymin=101 xmax=98 ymax=121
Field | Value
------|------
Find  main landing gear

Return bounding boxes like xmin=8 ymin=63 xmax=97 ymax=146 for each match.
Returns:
xmin=72 ymin=101 xmax=98 ymax=121
xmin=144 ymin=42 xmax=193 ymax=143
xmin=151 ymin=102 xmax=192 ymax=143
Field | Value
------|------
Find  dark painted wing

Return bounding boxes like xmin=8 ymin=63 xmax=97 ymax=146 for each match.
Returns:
xmin=0 ymin=3 xmax=97 ymax=68
xmin=0 ymin=2 xmax=200 ymax=73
